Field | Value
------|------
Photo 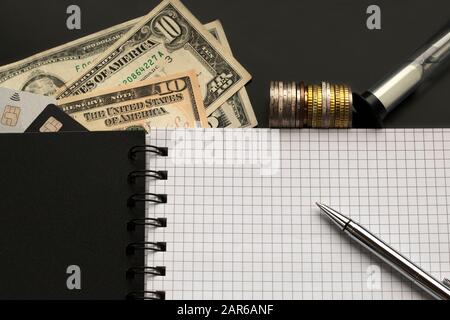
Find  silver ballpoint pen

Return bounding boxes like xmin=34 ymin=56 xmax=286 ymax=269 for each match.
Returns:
xmin=316 ymin=203 xmax=450 ymax=300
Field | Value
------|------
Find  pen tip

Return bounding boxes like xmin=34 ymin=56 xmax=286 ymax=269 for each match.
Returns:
xmin=315 ymin=203 xmax=351 ymax=231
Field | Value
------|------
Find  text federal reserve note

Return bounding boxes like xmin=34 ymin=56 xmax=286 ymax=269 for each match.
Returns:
xmin=57 ymin=71 xmax=207 ymax=131
xmin=55 ymin=0 xmax=251 ymax=115
xmin=206 ymin=21 xmax=257 ymax=128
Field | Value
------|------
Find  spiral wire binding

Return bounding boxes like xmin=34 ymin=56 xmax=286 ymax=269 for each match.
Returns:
xmin=127 ymin=193 xmax=167 ymax=207
xmin=127 ymin=145 xmax=168 ymax=300
xmin=128 ymin=170 xmax=168 ymax=183
xmin=127 ymin=241 xmax=167 ymax=254
xmin=127 ymin=218 xmax=167 ymax=231
xmin=127 ymin=266 xmax=166 ymax=279
xmin=129 ymin=145 xmax=168 ymax=160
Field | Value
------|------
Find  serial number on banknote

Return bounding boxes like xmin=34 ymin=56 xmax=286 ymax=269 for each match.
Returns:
xmin=122 ymin=51 xmax=170 ymax=84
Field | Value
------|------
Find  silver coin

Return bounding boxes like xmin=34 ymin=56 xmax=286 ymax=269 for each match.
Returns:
xmin=271 ymin=81 xmax=280 ymax=128
xmin=282 ymin=81 xmax=290 ymax=128
xmin=295 ymin=82 xmax=301 ymax=128
xmin=269 ymin=82 xmax=275 ymax=127
xmin=288 ymin=81 xmax=294 ymax=127
xmin=284 ymin=81 xmax=289 ymax=127
xmin=285 ymin=81 xmax=293 ymax=127
xmin=278 ymin=81 xmax=284 ymax=128
xmin=289 ymin=81 xmax=297 ymax=128
xmin=290 ymin=81 xmax=297 ymax=128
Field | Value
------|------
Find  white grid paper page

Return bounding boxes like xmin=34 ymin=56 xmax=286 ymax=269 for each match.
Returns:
xmin=145 ymin=128 xmax=450 ymax=300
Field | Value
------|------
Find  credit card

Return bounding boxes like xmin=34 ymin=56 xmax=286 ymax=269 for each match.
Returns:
xmin=25 ymin=104 xmax=87 ymax=133
xmin=0 ymin=87 xmax=55 ymax=133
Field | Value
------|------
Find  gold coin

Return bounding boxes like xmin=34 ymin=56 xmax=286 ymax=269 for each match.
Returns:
xmin=327 ymin=82 xmax=332 ymax=129
xmin=345 ymin=85 xmax=353 ymax=128
xmin=306 ymin=85 xmax=313 ymax=127
xmin=333 ymin=85 xmax=339 ymax=128
xmin=348 ymin=85 xmax=353 ymax=128
xmin=322 ymin=82 xmax=329 ymax=128
xmin=334 ymin=85 xmax=342 ymax=128
xmin=342 ymin=85 xmax=350 ymax=128
xmin=312 ymin=85 xmax=322 ymax=128
xmin=317 ymin=85 xmax=323 ymax=128
xmin=329 ymin=83 xmax=336 ymax=128
xmin=345 ymin=86 xmax=351 ymax=128
xmin=312 ymin=85 xmax=317 ymax=128
xmin=296 ymin=82 xmax=305 ymax=128
xmin=339 ymin=85 xmax=347 ymax=128
xmin=295 ymin=82 xmax=301 ymax=128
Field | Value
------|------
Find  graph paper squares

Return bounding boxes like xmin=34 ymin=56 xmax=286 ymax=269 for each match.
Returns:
xmin=145 ymin=129 xmax=450 ymax=300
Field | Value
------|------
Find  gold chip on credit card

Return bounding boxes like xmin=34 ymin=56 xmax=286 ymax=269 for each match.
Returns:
xmin=39 ymin=117 xmax=63 ymax=132
xmin=1 ymin=105 xmax=21 ymax=127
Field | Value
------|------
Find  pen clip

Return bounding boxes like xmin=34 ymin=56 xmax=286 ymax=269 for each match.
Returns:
xmin=443 ymin=278 xmax=450 ymax=289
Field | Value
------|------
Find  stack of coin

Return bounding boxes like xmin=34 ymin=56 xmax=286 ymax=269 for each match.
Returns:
xmin=269 ymin=81 xmax=353 ymax=128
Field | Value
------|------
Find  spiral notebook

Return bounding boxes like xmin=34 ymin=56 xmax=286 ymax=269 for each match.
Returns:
xmin=0 ymin=131 xmax=160 ymax=300
xmin=145 ymin=128 xmax=450 ymax=300
xmin=1 ymin=129 xmax=449 ymax=300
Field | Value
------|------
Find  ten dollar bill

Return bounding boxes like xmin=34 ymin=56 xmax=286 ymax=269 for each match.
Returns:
xmin=205 ymin=20 xmax=257 ymax=128
xmin=57 ymin=71 xmax=207 ymax=131
xmin=55 ymin=0 xmax=251 ymax=116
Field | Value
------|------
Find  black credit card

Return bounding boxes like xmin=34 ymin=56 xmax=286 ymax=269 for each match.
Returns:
xmin=25 ymin=104 xmax=87 ymax=133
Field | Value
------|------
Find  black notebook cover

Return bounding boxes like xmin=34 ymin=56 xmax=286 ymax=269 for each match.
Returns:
xmin=0 ymin=131 xmax=146 ymax=299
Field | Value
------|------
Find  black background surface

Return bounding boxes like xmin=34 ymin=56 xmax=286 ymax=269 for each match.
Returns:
xmin=0 ymin=0 xmax=449 ymax=128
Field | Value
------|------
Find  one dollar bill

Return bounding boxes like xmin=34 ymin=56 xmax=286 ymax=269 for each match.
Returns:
xmin=55 ymin=0 xmax=251 ymax=116
xmin=57 ymin=71 xmax=207 ymax=131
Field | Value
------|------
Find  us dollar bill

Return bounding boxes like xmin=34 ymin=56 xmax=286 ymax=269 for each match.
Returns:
xmin=55 ymin=0 xmax=251 ymax=116
xmin=205 ymin=21 xmax=257 ymax=128
xmin=0 ymin=18 xmax=139 ymax=96
xmin=57 ymin=71 xmax=207 ymax=131
xmin=0 ymin=15 xmax=256 ymax=128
